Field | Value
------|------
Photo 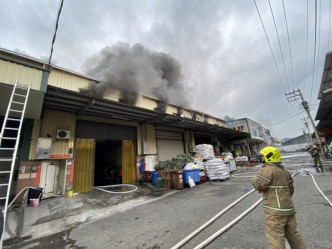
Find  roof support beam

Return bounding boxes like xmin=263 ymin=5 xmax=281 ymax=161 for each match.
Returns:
xmin=77 ymin=99 xmax=95 ymax=116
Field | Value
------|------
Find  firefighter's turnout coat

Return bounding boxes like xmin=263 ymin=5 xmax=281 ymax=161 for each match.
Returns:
xmin=252 ymin=163 xmax=307 ymax=249
xmin=252 ymin=163 xmax=295 ymax=215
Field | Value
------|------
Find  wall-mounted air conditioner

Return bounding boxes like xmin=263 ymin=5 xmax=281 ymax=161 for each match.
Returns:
xmin=56 ymin=130 xmax=70 ymax=139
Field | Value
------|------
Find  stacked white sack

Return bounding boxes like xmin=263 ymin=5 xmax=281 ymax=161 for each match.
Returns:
xmin=235 ymin=156 xmax=249 ymax=162
xmin=204 ymin=158 xmax=229 ymax=180
xmin=182 ymin=162 xmax=199 ymax=170
xmin=193 ymin=160 xmax=205 ymax=170
xmin=195 ymin=144 xmax=215 ymax=160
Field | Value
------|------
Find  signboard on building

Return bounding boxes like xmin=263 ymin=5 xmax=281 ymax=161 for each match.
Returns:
xmin=232 ymin=139 xmax=247 ymax=146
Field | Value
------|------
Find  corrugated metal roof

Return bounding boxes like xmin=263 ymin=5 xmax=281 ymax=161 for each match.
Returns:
xmin=44 ymin=85 xmax=248 ymax=140
xmin=0 ymin=48 xmax=249 ymax=140
xmin=315 ymin=51 xmax=332 ymax=132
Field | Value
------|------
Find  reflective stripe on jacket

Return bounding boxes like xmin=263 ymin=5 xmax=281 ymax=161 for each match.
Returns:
xmin=252 ymin=163 xmax=296 ymax=215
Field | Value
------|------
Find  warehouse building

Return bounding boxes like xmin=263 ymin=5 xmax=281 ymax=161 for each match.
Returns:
xmin=0 ymin=48 xmax=249 ymax=199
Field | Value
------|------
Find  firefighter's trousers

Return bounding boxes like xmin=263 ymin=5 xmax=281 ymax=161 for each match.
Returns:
xmin=313 ymin=156 xmax=322 ymax=167
xmin=265 ymin=213 xmax=306 ymax=249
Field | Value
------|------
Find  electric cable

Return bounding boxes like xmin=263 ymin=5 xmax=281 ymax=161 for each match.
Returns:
xmin=263 ymin=110 xmax=305 ymax=128
xmin=48 ymin=0 xmax=64 ymax=65
xmin=281 ymin=0 xmax=295 ymax=90
xmin=303 ymin=0 xmax=309 ymax=95
xmin=268 ymin=0 xmax=291 ymax=92
xmin=310 ymin=0 xmax=318 ymax=103
xmin=313 ymin=0 xmax=322 ymax=102
xmin=253 ymin=0 xmax=286 ymax=93
xmin=328 ymin=0 xmax=331 ymax=50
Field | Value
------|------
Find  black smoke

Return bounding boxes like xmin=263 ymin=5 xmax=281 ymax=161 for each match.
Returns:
xmin=81 ymin=42 xmax=190 ymax=107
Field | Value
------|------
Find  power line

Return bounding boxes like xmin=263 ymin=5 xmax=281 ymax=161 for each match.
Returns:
xmin=281 ymin=0 xmax=294 ymax=90
xmin=271 ymin=127 xmax=305 ymax=137
xmin=310 ymin=0 xmax=318 ymax=103
xmin=328 ymin=0 xmax=331 ymax=49
xmin=313 ymin=0 xmax=322 ymax=101
xmin=268 ymin=0 xmax=290 ymax=91
xmin=264 ymin=111 xmax=305 ymax=128
xmin=48 ymin=0 xmax=64 ymax=65
xmin=253 ymin=0 xmax=286 ymax=92
xmin=303 ymin=0 xmax=309 ymax=95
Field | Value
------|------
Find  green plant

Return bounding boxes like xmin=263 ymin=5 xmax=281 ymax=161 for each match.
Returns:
xmin=174 ymin=153 xmax=194 ymax=163
xmin=158 ymin=153 xmax=194 ymax=171
xmin=154 ymin=162 xmax=166 ymax=171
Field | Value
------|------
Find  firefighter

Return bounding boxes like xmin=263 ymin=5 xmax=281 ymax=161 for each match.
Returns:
xmin=252 ymin=146 xmax=306 ymax=249
xmin=310 ymin=145 xmax=323 ymax=168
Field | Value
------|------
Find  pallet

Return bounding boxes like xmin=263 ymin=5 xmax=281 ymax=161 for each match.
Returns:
xmin=211 ymin=177 xmax=230 ymax=182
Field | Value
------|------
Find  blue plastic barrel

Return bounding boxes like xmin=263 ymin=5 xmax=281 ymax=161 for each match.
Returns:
xmin=151 ymin=171 xmax=159 ymax=185
xmin=183 ymin=169 xmax=200 ymax=184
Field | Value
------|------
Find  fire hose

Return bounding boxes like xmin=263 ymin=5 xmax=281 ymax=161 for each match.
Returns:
xmin=171 ymin=188 xmax=256 ymax=249
xmin=305 ymin=171 xmax=332 ymax=207
xmin=172 ymin=170 xmax=301 ymax=249
xmin=93 ymin=184 xmax=137 ymax=194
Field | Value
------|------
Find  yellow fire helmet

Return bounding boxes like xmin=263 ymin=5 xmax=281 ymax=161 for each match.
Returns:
xmin=260 ymin=146 xmax=281 ymax=163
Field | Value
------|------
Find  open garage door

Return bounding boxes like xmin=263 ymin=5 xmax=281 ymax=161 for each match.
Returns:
xmin=75 ymin=121 xmax=137 ymax=188
xmin=156 ymin=130 xmax=184 ymax=161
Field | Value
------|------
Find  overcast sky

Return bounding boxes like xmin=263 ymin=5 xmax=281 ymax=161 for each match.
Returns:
xmin=1 ymin=0 xmax=331 ymax=139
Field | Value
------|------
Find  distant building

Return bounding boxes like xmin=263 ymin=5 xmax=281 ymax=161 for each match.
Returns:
xmin=225 ymin=118 xmax=272 ymax=157
xmin=282 ymin=134 xmax=312 ymax=146
xmin=278 ymin=133 xmax=312 ymax=152
xmin=271 ymin=137 xmax=282 ymax=147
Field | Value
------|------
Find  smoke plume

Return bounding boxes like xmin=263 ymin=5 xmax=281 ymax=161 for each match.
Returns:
xmin=81 ymin=42 xmax=190 ymax=107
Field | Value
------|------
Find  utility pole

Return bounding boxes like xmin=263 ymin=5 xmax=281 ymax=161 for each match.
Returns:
xmin=285 ymin=89 xmax=327 ymax=158
xmin=301 ymin=118 xmax=313 ymax=144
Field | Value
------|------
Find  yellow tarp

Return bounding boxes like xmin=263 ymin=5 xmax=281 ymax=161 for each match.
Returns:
xmin=74 ymin=139 xmax=95 ymax=193
xmin=122 ymin=140 xmax=136 ymax=183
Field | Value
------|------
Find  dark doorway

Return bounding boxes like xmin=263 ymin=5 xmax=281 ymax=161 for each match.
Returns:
xmin=94 ymin=140 xmax=122 ymax=186
xmin=194 ymin=135 xmax=212 ymax=145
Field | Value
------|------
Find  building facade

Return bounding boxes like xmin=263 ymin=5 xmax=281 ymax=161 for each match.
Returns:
xmin=0 ymin=49 xmax=248 ymax=199
xmin=315 ymin=51 xmax=332 ymax=155
xmin=225 ymin=118 xmax=272 ymax=157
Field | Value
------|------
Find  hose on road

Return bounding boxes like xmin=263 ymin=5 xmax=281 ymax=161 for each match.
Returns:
xmin=193 ymin=198 xmax=263 ymax=249
xmin=172 ymin=170 xmax=301 ymax=249
xmin=94 ymin=184 xmax=138 ymax=194
xmin=306 ymin=171 xmax=332 ymax=207
xmin=171 ymin=188 xmax=256 ymax=249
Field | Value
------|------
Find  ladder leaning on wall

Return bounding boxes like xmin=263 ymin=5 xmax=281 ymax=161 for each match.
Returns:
xmin=0 ymin=80 xmax=31 ymax=246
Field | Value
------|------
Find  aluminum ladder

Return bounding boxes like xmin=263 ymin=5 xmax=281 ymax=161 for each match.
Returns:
xmin=0 ymin=80 xmax=31 ymax=246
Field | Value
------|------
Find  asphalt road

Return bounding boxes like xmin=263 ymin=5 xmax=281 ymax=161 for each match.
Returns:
xmin=4 ymin=152 xmax=332 ymax=249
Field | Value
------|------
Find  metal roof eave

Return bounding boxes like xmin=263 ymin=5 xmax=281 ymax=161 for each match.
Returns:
xmin=43 ymin=86 xmax=249 ymax=140
xmin=315 ymin=89 xmax=332 ymax=120
xmin=317 ymin=51 xmax=332 ymax=100
xmin=315 ymin=51 xmax=332 ymax=119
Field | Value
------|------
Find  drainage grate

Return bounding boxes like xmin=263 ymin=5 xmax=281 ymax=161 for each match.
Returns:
xmin=3 ymin=235 xmax=32 ymax=246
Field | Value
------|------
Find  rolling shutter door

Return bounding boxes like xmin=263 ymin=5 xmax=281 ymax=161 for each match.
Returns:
xmin=76 ymin=120 xmax=136 ymax=140
xmin=156 ymin=130 xmax=184 ymax=161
